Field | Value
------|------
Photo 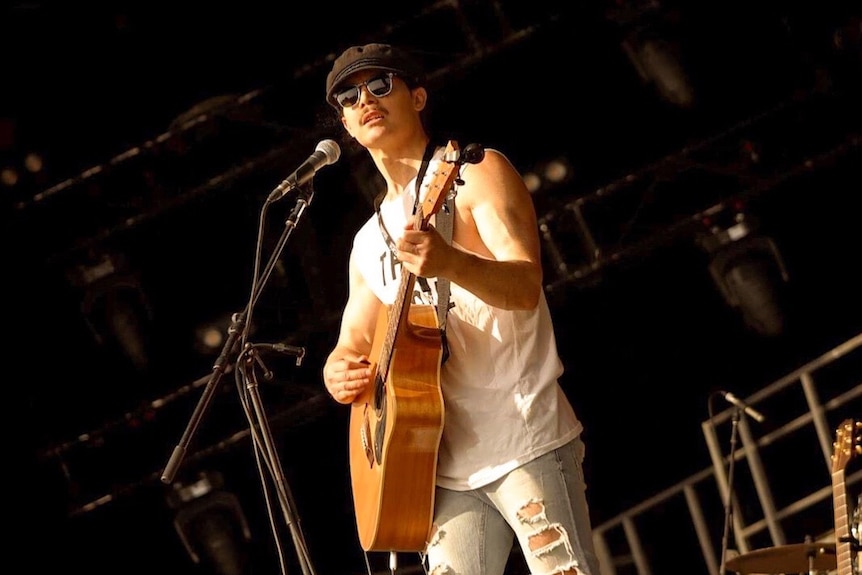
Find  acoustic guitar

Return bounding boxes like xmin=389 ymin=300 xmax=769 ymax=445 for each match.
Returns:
xmin=349 ymin=140 xmax=463 ymax=552
xmin=831 ymin=418 xmax=861 ymax=575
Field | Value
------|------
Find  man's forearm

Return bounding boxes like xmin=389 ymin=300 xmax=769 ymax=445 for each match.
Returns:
xmin=445 ymin=249 xmax=542 ymax=310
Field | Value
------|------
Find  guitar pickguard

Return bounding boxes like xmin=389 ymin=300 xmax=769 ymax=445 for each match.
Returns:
xmin=358 ymin=379 xmax=389 ymax=468
xmin=373 ymin=373 xmax=386 ymax=412
xmin=360 ymin=407 xmax=373 ymax=468
xmin=374 ymin=400 xmax=387 ymax=464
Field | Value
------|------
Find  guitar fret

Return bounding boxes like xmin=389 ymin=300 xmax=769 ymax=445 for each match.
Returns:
xmin=378 ymin=269 xmax=412 ymax=382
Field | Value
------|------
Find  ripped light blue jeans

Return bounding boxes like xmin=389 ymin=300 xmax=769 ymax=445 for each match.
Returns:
xmin=424 ymin=437 xmax=600 ymax=575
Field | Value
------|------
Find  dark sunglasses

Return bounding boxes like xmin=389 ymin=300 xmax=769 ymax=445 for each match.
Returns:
xmin=335 ymin=72 xmax=396 ymax=108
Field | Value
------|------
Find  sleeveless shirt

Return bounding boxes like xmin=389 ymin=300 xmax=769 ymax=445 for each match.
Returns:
xmin=351 ymin=147 xmax=583 ymax=490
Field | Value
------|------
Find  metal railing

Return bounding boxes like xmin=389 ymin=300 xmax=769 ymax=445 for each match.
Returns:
xmin=592 ymin=332 xmax=862 ymax=575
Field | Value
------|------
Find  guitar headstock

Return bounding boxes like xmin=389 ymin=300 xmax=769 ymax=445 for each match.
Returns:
xmin=416 ymin=140 xmax=461 ymax=230
xmin=832 ymin=418 xmax=862 ymax=473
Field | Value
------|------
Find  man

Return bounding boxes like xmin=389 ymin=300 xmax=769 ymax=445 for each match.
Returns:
xmin=321 ymin=42 xmax=599 ymax=575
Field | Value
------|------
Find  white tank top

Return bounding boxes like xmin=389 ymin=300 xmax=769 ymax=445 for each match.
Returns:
xmin=351 ymin=148 xmax=583 ymax=490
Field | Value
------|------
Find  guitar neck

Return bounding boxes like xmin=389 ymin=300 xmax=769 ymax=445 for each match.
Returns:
xmin=832 ymin=471 xmax=853 ymax=575
xmin=375 ymin=139 xmax=462 ymax=384
xmin=377 ymin=269 xmax=416 ymax=383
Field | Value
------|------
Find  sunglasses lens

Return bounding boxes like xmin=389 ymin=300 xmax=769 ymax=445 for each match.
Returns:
xmin=367 ymin=75 xmax=393 ymax=97
xmin=336 ymin=87 xmax=360 ymax=108
xmin=335 ymin=74 xmax=394 ymax=108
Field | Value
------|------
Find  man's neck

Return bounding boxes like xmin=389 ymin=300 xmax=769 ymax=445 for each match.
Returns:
xmin=374 ymin=135 xmax=432 ymax=197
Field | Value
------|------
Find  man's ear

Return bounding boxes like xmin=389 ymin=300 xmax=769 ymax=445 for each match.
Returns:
xmin=413 ymin=87 xmax=427 ymax=111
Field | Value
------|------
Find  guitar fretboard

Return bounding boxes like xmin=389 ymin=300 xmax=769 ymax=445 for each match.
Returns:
xmin=376 ymin=266 xmax=415 ymax=387
xmin=832 ymin=471 xmax=852 ymax=575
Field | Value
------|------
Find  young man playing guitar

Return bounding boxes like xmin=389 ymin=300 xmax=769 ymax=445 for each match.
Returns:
xmin=320 ymin=43 xmax=599 ymax=575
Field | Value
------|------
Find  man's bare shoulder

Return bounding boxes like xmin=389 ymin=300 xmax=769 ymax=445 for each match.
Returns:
xmin=456 ymin=147 xmax=529 ymax=202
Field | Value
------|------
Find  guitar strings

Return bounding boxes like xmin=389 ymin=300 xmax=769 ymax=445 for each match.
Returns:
xmin=375 ymin=140 xmax=438 ymax=258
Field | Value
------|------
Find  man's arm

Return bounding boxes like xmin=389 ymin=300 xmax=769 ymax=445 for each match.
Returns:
xmin=322 ymin=250 xmax=380 ymax=403
xmin=398 ymin=149 xmax=543 ymax=310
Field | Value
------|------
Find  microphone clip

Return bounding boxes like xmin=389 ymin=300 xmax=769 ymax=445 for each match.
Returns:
xmin=253 ymin=342 xmax=306 ymax=367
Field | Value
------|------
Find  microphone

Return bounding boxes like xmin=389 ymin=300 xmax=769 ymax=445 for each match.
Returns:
xmin=721 ymin=391 xmax=766 ymax=423
xmin=257 ymin=342 xmax=306 ymax=366
xmin=269 ymin=343 xmax=305 ymax=357
xmin=267 ymin=139 xmax=341 ymax=202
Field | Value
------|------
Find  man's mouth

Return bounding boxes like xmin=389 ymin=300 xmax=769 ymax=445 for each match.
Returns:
xmin=362 ymin=110 xmax=385 ymax=125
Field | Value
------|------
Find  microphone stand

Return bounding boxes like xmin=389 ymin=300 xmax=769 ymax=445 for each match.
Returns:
xmin=719 ymin=407 xmax=742 ymax=575
xmin=160 ymin=179 xmax=320 ymax=575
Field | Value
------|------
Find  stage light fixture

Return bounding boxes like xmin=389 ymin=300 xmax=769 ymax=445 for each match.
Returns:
xmin=523 ymin=171 xmax=542 ymax=194
xmin=623 ymin=34 xmax=695 ymax=109
xmin=193 ymin=315 xmax=230 ymax=356
xmin=698 ymin=203 xmax=790 ymax=337
xmin=544 ymin=157 xmax=573 ymax=184
xmin=0 ymin=166 xmax=18 ymax=187
xmin=166 ymin=470 xmax=252 ymax=575
xmin=612 ymin=4 xmax=696 ymax=110
xmin=67 ymin=250 xmax=154 ymax=372
xmin=522 ymin=157 xmax=574 ymax=195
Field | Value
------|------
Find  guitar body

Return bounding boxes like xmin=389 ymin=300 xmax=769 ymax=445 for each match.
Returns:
xmin=349 ymin=303 xmax=445 ymax=551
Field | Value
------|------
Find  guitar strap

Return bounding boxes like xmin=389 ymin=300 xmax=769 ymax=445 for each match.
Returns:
xmin=435 ymin=194 xmax=453 ymax=365
xmin=376 ymin=139 xmax=453 ymax=364
xmin=413 ymin=140 xmax=453 ymax=364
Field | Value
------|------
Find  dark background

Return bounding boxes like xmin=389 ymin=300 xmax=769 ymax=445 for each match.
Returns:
xmin=4 ymin=1 xmax=861 ymax=574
